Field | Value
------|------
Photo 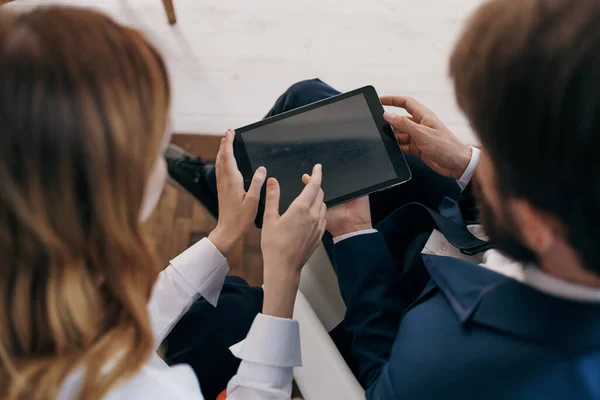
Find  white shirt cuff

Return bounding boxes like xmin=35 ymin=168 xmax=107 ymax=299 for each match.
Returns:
xmin=333 ymin=228 xmax=378 ymax=244
xmin=229 ymin=314 xmax=300 ymax=387
xmin=169 ymin=237 xmax=229 ymax=307
xmin=230 ymin=314 xmax=301 ymax=366
xmin=456 ymin=146 xmax=480 ymax=190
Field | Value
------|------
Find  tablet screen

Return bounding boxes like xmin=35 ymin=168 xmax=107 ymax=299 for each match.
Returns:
xmin=242 ymin=93 xmax=398 ymax=212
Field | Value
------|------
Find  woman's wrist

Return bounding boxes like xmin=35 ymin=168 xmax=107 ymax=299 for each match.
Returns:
xmin=262 ymin=264 xmax=301 ymax=319
xmin=207 ymin=227 xmax=238 ymax=256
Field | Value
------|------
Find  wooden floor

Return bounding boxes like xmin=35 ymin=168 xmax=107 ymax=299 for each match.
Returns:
xmin=143 ymin=134 xmax=264 ymax=286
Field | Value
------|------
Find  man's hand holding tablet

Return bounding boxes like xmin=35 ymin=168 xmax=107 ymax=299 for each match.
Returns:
xmin=381 ymin=95 xmax=472 ymax=180
xmin=325 ymin=95 xmax=475 ymax=239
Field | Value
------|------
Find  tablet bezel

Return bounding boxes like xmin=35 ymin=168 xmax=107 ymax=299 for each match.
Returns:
xmin=233 ymin=85 xmax=412 ymax=227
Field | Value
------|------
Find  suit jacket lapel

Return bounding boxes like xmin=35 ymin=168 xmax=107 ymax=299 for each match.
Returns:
xmin=421 ymin=254 xmax=600 ymax=351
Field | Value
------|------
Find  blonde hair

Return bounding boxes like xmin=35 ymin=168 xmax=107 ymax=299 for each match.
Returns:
xmin=0 ymin=6 xmax=171 ymax=399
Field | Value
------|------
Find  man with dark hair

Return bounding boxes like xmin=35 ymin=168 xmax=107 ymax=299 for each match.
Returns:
xmin=165 ymin=0 xmax=600 ymax=398
xmin=321 ymin=0 xmax=600 ymax=398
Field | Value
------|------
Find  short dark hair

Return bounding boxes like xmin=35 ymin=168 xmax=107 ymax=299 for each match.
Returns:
xmin=450 ymin=0 xmax=600 ymax=275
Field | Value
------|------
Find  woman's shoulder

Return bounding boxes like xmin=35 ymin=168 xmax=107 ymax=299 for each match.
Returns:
xmin=108 ymin=361 xmax=203 ymax=400
xmin=59 ymin=355 xmax=204 ymax=400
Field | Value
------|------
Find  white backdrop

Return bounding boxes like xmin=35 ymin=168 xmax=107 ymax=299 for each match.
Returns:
xmin=7 ymin=0 xmax=483 ymax=143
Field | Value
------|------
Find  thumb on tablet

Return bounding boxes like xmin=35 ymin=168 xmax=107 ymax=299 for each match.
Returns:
xmin=264 ymin=177 xmax=281 ymax=222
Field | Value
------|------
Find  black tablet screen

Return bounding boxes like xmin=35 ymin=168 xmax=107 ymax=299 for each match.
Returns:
xmin=242 ymin=94 xmax=397 ymax=213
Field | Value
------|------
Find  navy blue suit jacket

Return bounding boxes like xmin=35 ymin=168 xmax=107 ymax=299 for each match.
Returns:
xmin=332 ymin=203 xmax=600 ymax=399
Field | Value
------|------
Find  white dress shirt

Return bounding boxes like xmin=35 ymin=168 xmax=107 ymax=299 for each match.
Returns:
xmin=59 ymin=238 xmax=300 ymax=399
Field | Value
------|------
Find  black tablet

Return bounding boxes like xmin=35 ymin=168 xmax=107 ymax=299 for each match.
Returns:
xmin=233 ymin=85 xmax=412 ymax=227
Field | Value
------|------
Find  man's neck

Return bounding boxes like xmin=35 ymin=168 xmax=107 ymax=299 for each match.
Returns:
xmin=539 ymin=241 xmax=600 ymax=287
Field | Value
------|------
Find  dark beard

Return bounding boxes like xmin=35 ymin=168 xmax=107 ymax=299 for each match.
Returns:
xmin=475 ymin=184 xmax=538 ymax=264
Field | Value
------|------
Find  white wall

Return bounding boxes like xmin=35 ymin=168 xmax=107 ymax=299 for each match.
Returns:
xmin=7 ymin=0 xmax=483 ymax=143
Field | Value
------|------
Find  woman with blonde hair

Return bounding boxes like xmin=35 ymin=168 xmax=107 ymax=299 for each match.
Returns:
xmin=0 ymin=6 xmax=326 ymax=399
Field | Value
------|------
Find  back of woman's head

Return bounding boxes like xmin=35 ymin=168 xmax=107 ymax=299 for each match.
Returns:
xmin=0 ymin=6 xmax=171 ymax=399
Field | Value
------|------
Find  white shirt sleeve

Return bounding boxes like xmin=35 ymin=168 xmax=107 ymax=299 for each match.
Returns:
xmin=227 ymin=314 xmax=302 ymax=399
xmin=456 ymin=146 xmax=480 ymax=190
xmin=148 ymin=238 xmax=229 ymax=347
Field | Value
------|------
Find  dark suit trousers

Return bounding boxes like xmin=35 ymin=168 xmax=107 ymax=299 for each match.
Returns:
xmin=164 ymin=78 xmax=462 ymax=399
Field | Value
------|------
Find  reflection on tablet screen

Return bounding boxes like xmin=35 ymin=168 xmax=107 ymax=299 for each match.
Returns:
xmin=242 ymin=94 xmax=397 ymax=213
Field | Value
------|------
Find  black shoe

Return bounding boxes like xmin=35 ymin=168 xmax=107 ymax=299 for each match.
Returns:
xmin=165 ymin=144 xmax=219 ymax=218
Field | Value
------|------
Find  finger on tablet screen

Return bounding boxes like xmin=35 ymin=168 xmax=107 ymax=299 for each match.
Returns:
xmin=297 ymin=164 xmax=322 ymax=204
xmin=222 ymin=130 xmax=238 ymax=171
xmin=302 ymin=173 xmax=310 ymax=185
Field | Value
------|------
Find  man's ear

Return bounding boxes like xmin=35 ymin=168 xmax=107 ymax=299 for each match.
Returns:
xmin=509 ymin=199 xmax=562 ymax=257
